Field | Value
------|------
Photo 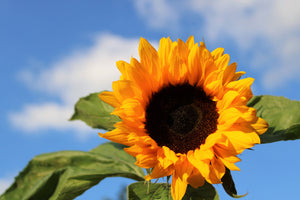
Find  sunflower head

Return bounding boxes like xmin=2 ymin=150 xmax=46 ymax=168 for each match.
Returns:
xmin=99 ymin=36 xmax=268 ymax=200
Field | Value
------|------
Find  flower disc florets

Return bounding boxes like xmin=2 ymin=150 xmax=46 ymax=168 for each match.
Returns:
xmin=145 ymin=83 xmax=219 ymax=154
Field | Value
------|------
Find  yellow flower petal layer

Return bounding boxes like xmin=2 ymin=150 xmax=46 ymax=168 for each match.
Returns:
xmin=99 ymin=36 xmax=268 ymax=200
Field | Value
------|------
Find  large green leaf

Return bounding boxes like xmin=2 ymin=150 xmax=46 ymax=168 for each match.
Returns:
xmin=70 ymin=92 xmax=120 ymax=131
xmin=0 ymin=142 xmax=144 ymax=200
xmin=247 ymin=95 xmax=300 ymax=143
xmin=127 ymin=181 xmax=219 ymax=200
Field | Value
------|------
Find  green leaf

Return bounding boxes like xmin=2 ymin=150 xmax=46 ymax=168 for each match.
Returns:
xmin=0 ymin=142 xmax=144 ymax=200
xmin=247 ymin=95 xmax=300 ymax=143
xmin=127 ymin=181 xmax=219 ymax=200
xmin=70 ymin=92 xmax=120 ymax=131
xmin=221 ymin=168 xmax=247 ymax=198
xmin=128 ymin=182 xmax=171 ymax=200
xmin=183 ymin=182 xmax=219 ymax=200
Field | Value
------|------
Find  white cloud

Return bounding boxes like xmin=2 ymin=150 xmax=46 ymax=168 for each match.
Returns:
xmin=20 ymin=33 xmax=140 ymax=104
xmin=9 ymin=103 xmax=89 ymax=133
xmin=262 ymin=36 xmax=300 ymax=89
xmin=132 ymin=0 xmax=179 ymax=29
xmin=133 ymin=0 xmax=300 ymax=89
xmin=189 ymin=0 xmax=300 ymax=89
xmin=0 ymin=176 xmax=13 ymax=195
xmin=9 ymin=33 xmax=151 ymax=137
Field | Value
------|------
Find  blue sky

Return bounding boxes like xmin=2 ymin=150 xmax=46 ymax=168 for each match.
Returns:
xmin=1 ymin=0 xmax=299 ymax=199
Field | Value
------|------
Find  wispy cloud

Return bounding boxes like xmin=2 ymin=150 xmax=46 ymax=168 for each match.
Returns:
xmin=9 ymin=103 xmax=89 ymax=133
xmin=19 ymin=33 xmax=140 ymax=104
xmin=9 ymin=33 xmax=147 ymax=137
xmin=133 ymin=0 xmax=300 ymax=90
xmin=133 ymin=0 xmax=179 ymax=29
xmin=189 ymin=0 xmax=300 ymax=89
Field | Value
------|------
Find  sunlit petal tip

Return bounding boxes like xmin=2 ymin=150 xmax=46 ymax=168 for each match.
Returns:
xmin=139 ymin=37 xmax=148 ymax=46
xmin=98 ymin=132 xmax=105 ymax=137
xmin=223 ymin=62 xmax=237 ymax=85
xmin=171 ymin=174 xmax=188 ymax=200
xmin=186 ymin=35 xmax=195 ymax=49
xmin=245 ymin=77 xmax=255 ymax=85
xmin=232 ymin=71 xmax=246 ymax=81
xmin=139 ymin=37 xmax=157 ymax=56
xmin=211 ymin=47 xmax=225 ymax=59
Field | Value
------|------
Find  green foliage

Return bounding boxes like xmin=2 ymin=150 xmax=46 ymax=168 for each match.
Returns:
xmin=247 ymin=95 xmax=300 ymax=143
xmin=221 ymin=168 xmax=247 ymax=198
xmin=127 ymin=181 xmax=219 ymax=200
xmin=0 ymin=143 xmax=144 ymax=200
xmin=183 ymin=183 xmax=220 ymax=200
xmin=70 ymin=92 xmax=120 ymax=131
xmin=128 ymin=182 xmax=171 ymax=200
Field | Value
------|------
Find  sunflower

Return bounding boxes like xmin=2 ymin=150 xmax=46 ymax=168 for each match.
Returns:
xmin=99 ymin=36 xmax=268 ymax=200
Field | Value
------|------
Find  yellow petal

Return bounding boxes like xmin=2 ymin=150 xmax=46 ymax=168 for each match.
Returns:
xmin=204 ymin=78 xmax=223 ymax=98
xmin=139 ymin=37 xmax=159 ymax=77
xmin=135 ymin=153 xmax=158 ymax=168
xmin=226 ymin=78 xmax=254 ymax=100
xmin=187 ymin=150 xmax=211 ymax=179
xmin=171 ymin=157 xmax=193 ymax=200
xmin=223 ymin=131 xmax=260 ymax=153
xmin=171 ymin=173 xmax=188 ymax=200
xmin=112 ymin=80 xmax=140 ymax=102
xmin=117 ymin=59 xmax=153 ymax=94
xmin=177 ymin=38 xmax=189 ymax=61
xmin=116 ymin=60 xmax=131 ymax=80
xmin=232 ymin=71 xmax=246 ymax=81
xmin=202 ymin=57 xmax=216 ymax=77
xmin=98 ymin=91 xmax=120 ymax=108
xmin=218 ymin=106 xmax=257 ymax=129
xmin=145 ymin=163 xmax=174 ymax=180
xmin=168 ymin=42 xmax=189 ymax=85
xmin=211 ymin=47 xmax=224 ymax=59
xmin=158 ymin=37 xmax=172 ymax=67
xmin=186 ymin=36 xmax=195 ymax=50
xmin=223 ymin=62 xmax=237 ymax=85
xmin=129 ymin=57 xmax=153 ymax=96
xmin=187 ymin=168 xmax=205 ymax=188
xmin=201 ymin=132 xmax=226 ymax=150
xmin=219 ymin=157 xmax=241 ymax=171
xmin=98 ymin=128 xmax=132 ymax=146
xmin=211 ymin=157 xmax=225 ymax=180
xmin=217 ymin=90 xmax=244 ymax=110
xmin=157 ymin=146 xmax=179 ymax=169
xmin=188 ymin=44 xmax=203 ymax=85
xmin=251 ymin=117 xmax=269 ymax=135
xmin=175 ymin=156 xmax=193 ymax=179
xmin=112 ymin=98 xmax=144 ymax=120
xmin=215 ymin=54 xmax=230 ymax=70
